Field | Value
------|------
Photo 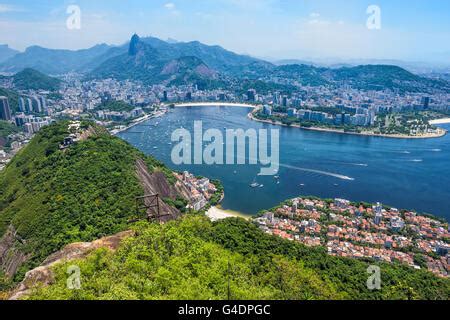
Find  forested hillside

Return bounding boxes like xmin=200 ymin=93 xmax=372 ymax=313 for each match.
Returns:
xmin=24 ymin=215 xmax=450 ymax=300
xmin=12 ymin=68 xmax=62 ymax=91
xmin=0 ymin=122 xmax=179 ymax=281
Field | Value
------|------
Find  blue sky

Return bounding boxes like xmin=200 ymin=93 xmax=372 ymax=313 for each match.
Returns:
xmin=0 ymin=0 xmax=449 ymax=63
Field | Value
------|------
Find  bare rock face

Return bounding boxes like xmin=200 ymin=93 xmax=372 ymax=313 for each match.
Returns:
xmin=8 ymin=230 xmax=134 ymax=300
xmin=0 ymin=225 xmax=29 ymax=278
xmin=135 ymin=158 xmax=190 ymax=222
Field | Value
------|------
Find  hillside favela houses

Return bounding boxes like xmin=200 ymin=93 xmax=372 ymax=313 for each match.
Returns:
xmin=254 ymin=197 xmax=450 ymax=278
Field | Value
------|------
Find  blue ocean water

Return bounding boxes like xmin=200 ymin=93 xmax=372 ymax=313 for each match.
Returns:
xmin=118 ymin=106 xmax=450 ymax=220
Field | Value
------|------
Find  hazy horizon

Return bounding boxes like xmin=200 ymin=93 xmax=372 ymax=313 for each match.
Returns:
xmin=0 ymin=0 xmax=449 ymax=65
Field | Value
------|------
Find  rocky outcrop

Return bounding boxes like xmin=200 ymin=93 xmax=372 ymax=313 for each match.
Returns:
xmin=135 ymin=158 xmax=191 ymax=222
xmin=8 ymin=230 xmax=134 ymax=300
xmin=0 ymin=225 xmax=29 ymax=278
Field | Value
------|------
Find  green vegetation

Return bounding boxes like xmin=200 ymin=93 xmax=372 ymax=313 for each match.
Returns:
xmin=209 ymin=180 xmax=224 ymax=206
xmin=0 ymin=120 xmax=20 ymax=147
xmin=95 ymin=100 xmax=136 ymax=112
xmin=274 ymin=64 xmax=330 ymax=87
xmin=46 ymin=92 xmax=63 ymax=101
xmin=255 ymin=109 xmax=444 ymax=137
xmin=331 ymin=65 xmax=448 ymax=93
xmin=26 ymin=216 xmax=342 ymax=300
xmin=209 ymin=218 xmax=450 ymax=300
xmin=25 ymin=215 xmax=449 ymax=300
xmin=373 ymin=112 xmax=439 ymax=136
xmin=238 ymin=80 xmax=297 ymax=95
xmin=91 ymin=37 xmax=221 ymax=89
xmin=0 ymin=271 xmax=12 ymax=300
xmin=0 ymin=87 xmax=19 ymax=113
xmin=163 ymin=197 xmax=189 ymax=213
xmin=12 ymin=68 xmax=62 ymax=91
xmin=0 ymin=121 xmax=177 ymax=281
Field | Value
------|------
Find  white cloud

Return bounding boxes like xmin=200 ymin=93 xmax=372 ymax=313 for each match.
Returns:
xmin=164 ymin=3 xmax=176 ymax=10
xmin=309 ymin=12 xmax=320 ymax=18
xmin=164 ymin=2 xmax=181 ymax=16
xmin=0 ymin=4 xmax=22 ymax=13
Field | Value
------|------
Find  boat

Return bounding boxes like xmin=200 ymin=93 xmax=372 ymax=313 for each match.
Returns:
xmin=250 ymin=182 xmax=260 ymax=188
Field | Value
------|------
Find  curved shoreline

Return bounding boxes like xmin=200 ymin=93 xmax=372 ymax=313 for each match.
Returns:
xmin=172 ymin=102 xmax=258 ymax=109
xmin=118 ymin=102 xmax=448 ymax=140
xmin=429 ymin=118 xmax=450 ymax=125
xmin=247 ymin=109 xmax=447 ymax=140
xmin=110 ymin=110 xmax=168 ymax=135
xmin=206 ymin=206 xmax=251 ymax=221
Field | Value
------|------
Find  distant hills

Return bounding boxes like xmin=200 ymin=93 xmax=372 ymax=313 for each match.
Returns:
xmin=266 ymin=64 xmax=450 ymax=93
xmin=90 ymin=34 xmax=223 ymax=88
xmin=11 ymin=68 xmax=62 ymax=91
xmin=138 ymin=36 xmax=262 ymax=74
xmin=0 ymin=45 xmax=19 ymax=64
xmin=0 ymin=44 xmax=115 ymax=74
xmin=1 ymin=34 xmax=449 ymax=93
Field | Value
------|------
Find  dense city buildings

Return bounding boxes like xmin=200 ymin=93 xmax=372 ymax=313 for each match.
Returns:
xmin=1 ymin=73 xmax=450 ymax=171
xmin=254 ymin=197 xmax=450 ymax=278
xmin=0 ymin=96 xmax=12 ymax=121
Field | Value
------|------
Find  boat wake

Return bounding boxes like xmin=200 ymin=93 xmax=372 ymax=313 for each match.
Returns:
xmin=349 ymin=163 xmax=368 ymax=167
xmin=237 ymin=156 xmax=355 ymax=181
xmin=279 ymin=163 xmax=355 ymax=181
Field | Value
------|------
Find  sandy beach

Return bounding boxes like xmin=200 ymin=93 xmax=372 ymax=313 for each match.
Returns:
xmin=206 ymin=206 xmax=250 ymax=221
xmin=429 ymin=118 xmax=450 ymax=125
xmin=173 ymin=102 xmax=258 ymax=109
xmin=110 ymin=110 xmax=167 ymax=135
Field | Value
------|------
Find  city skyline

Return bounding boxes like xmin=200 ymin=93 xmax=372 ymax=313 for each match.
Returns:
xmin=0 ymin=0 xmax=449 ymax=64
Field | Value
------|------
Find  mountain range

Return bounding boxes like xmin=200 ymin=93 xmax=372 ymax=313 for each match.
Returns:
xmin=0 ymin=35 xmax=263 ymax=76
xmin=1 ymin=34 xmax=449 ymax=93
xmin=0 ymin=44 xmax=114 ymax=74
xmin=88 ymin=34 xmax=223 ymax=88
xmin=0 ymin=45 xmax=19 ymax=64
